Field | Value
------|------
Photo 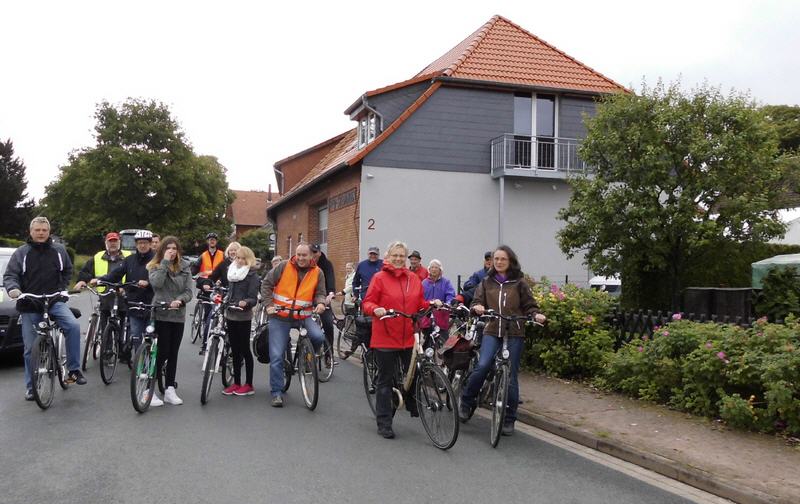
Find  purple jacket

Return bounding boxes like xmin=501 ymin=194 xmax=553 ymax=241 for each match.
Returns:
xmin=422 ymin=276 xmax=456 ymax=304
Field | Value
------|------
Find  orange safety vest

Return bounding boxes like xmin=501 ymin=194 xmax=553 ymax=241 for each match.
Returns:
xmin=273 ymin=262 xmax=320 ymax=319
xmin=199 ymin=249 xmax=224 ymax=278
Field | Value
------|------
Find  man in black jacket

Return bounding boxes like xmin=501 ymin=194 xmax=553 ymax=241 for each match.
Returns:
xmin=310 ymin=244 xmax=336 ymax=356
xmin=97 ymin=230 xmax=155 ymax=356
xmin=3 ymin=216 xmax=86 ymax=400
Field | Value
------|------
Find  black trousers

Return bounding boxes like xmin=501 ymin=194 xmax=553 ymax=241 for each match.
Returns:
xmin=374 ymin=348 xmax=415 ymax=429
xmin=321 ymin=309 xmax=335 ymax=346
xmin=155 ymin=321 xmax=183 ymax=389
xmin=227 ymin=319 xmax=253 ymax=386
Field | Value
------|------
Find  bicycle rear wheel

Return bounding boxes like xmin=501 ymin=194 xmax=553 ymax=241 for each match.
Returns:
xmin=191 ymin=303 xmax=203 ymax=344
xmin=200 ymin=340 xmax=219 ymax=405
xmin=282 ymin=344 xmax=293 ymax=393
xmin=416 ymin=363 xmax=459 ymax=450
xmin=490 ymin=363 xmax=510 ymax=448
xmin=221 ymin=343 xmax=234 ymax=388
xmin=318 ymin=339 xmax=334 ymax=382
xmin=30 ymin=334 xmax=55 ymax=410
xmin=157 ymin=360 xmax=168 ymax=394
xmin=336 ymin=316 xmax=355 ymax=359
xmin=100 ymin=324 xmax=118 ymax=385
xmin=131 ymin=342 xmax=156 ymax=413
xmin=55 ymin=329 xmax=68 ymax=390
xmin=297 ymin=337 xmax=318 ymax=410
xmin=362 ymin=348 xmax=378 ymax=416
xmin=82 ymin=313 xmax=99 ymax=371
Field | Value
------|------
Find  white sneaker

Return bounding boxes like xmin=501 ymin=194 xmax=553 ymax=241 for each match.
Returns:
xmin=164 ymin=386 xmax=183 ymax=405
xmin=146 ymin=391 xmax=163 ymax=407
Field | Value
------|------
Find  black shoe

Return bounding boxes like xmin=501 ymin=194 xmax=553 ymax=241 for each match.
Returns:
xmin=378 ymin=425 xmax=395 ymax=439
xmin=458 ymin=400 xmax=472 ymax=423
xmin=25 ymin=389 xmax=34 ymax=401
xmin=68 ymin=370 xmax=87 ymax=385
xmin=199 ymin=348 xmax=206 ymax=356
xmin=501 ymin=421 xmax=515 ymax=436
xmin=271 ymin=395 xmax=283 ymax=408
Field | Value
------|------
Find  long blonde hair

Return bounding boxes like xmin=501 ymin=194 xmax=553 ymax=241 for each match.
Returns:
xmin=147 ymin=235 xmax=183 ymax=273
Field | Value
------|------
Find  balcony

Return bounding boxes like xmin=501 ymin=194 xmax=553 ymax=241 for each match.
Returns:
xmin=490 ymin=134 xmax=593 ymax=179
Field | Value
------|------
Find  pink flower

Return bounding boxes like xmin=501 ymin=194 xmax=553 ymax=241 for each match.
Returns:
xmin=584 ymin=315 xmax=594 ymax=324
xmin=672 ymin=313 xmax=682 ymax=321
xmin=662 ymin=330 xmax=669 ymax=337
xmin=705 ymin=341 xmax=713 ymax=349
xmin=637 ymin=346 xmax=644 ymax=353
xmin=557 ymin=292 xmax=566 ymax=301
xmin=653 ymin=325 xmax=660 ymax=331
xmin=642 ymin=334 xmax=649 ymax=341
xmin=757 ymin=332 xmax=763 ymax=337
xmin=550 ymin=284 xmax=560 ymax=294
xmin=756 ymin=316 xmax=767 ymax=325
xmin=716 ymin=351 xmax=730 ymax=364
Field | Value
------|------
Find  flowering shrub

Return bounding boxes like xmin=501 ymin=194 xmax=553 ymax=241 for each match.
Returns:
xmin=523 ymin=281 xmax=616 ymax=377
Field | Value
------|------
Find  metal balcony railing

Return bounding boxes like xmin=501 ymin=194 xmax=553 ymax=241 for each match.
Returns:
xmin=490 ymin=134 xmax=592 ymax=177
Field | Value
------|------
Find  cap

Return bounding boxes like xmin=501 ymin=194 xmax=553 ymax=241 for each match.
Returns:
xmin=205 ymin=232 xmax=219 ymax=240
xmin=408 ymin=250 xmax=421 ymax=259
xmin=368 ymin=246 xmax=379 ymax=255
xmin=484 ymin=250 xmax=493 ymax=260
xmin=105 ymin=232 xmax=120 ymax=241
xmin=309 ymin=243 xmax=321 ymax=253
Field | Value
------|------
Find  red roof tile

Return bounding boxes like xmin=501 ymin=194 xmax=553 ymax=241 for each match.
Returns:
xmin=230 ymin=190 xmax=278 ymax=226
xmin=416 ymin=15 xmax=626 ymax=94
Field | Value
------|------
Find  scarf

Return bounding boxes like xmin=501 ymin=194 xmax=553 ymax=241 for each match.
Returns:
xmin=227 ymin=262 xmax=250 ymax=283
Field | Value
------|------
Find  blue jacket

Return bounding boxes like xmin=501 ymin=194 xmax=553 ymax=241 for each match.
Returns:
xmin=422 ymin=276 xmax=456 ymax=304
xmin=461 ymin=267 xmax=489 ymax=304
xmin=352 ymin=258 xmax=383 ymax=299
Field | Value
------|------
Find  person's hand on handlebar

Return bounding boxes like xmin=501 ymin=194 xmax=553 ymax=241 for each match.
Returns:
xmin=8 ymin=288 xmax=21 ymax=299
xmin=314 ymin=303 xmax=326 ymax=314
xmin=373 ymin=307 xmax=387 ymax=318
xmin=266 ymin=305 xmax=277 ymax=315
xmin=202 ymin=284 xmax=212 ymax=292
xmin=238 ymin=300 xmax=248 ymax=308
xmin=74 ymin=281 xmax=88 ymax=290
xmin=169 ymin=300 xmax=182 ymax=309
xmin=430 ymin=299 xmax=443 ymax=308
xmin=472 ymin=304 xmax=485 ymax=316
xmin=137 ymin=280 xmax=149 ymax=288
xmin=534 ymin=313 xmax=546 ymax=324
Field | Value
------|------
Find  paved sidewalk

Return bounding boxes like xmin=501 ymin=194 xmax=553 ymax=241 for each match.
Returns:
xmin=515 ymin=372 xmax=800 ymax=504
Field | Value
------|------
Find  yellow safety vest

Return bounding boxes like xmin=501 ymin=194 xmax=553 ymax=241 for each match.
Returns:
xmin=93 ymin=250 xmax=131 ymax=292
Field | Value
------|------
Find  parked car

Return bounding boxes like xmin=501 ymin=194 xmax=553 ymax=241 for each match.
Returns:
xmin=589 ymin=275 xmax=622 ymax=297
xmin=0 ymin=247 xmax=23 ymax=354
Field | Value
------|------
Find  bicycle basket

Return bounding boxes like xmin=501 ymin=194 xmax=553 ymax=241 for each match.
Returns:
xmin=440 ymin=334 xmax=474 ymax=371
xmin=253 ymin=323 xmax=270 ymax=364
xmin=355 ymin=316 xmax=372 ymax=347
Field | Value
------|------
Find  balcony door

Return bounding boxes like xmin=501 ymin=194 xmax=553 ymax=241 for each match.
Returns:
xmin=513 ymin=93 xmax=557 ymax=169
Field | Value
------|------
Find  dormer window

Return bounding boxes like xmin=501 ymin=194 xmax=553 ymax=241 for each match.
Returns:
xmin=357 ymin=112 xmax=378 ymax=149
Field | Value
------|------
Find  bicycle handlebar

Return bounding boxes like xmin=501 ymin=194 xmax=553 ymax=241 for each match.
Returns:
xmin=96 ymin=280 xmax=140 ymax=289
xmin=479 ymin=310 xmax=544 ymax=326
xmin=16 ymin=291 xmax=70 ymax=300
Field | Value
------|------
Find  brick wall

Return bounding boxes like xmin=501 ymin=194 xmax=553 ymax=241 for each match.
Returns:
xmin=274 ymin=167 xmax=361 ymax=291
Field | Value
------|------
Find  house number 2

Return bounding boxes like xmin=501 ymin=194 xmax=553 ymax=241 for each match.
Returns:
xmin=367 ymin=219 xmax=375 ymax=230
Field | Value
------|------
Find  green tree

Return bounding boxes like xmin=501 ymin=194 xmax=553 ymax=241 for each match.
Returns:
xmin=558 ymin=82 xmax=787 ymax=310
xmin=762 ymin=105 xmax=800 ymax=154
xmin=238 ymin=227 xmax=273 ymax=261
xmin=0 ymin=139 xmax=35 ymax=237
xmin=41 ymin=99 xmax=233 ymax=252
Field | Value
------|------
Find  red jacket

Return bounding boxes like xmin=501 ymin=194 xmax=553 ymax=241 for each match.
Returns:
xmin=363 ymin=263 xmax=428 ymax=349
xmin=411 ymin=265 xmax=429 ymax=281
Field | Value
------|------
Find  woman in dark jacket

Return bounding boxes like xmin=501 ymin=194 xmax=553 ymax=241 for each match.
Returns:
xmin=362 ymin=241 xmax=438 ymax=439
xmin=458 ymin=245 xmax=546 ymax=436
xmin=209 ymin=242 xmax=241 ymax=289
xmin=222 ymin=246 xmax=260 ymax=396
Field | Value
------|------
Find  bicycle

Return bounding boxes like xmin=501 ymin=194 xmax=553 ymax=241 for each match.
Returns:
xmin=20 ymin=291 xmax=74 ymax=410
xmin=129 ymin=301 xmax=175 ymax=413
xmin=91 ymin=281 xmax=138 ymax=384
xmin=376 ymin=307 xmax=459 ymax=450
xmin=200 ymin=294 xmax=242 ymax=404
xmin=334 ymin=287 xmax=361 ymax=360
xmin=190 ymin=290 xmax=212 ymax=345
xmin=81 ymin=289 xmax=103 ymax=371
xmin=312 ymin=308 xmax=334 ymax=383
xmin=273 ymin=307 xmax=320 ymax=410
xmin=465 ymin=310 xmax=540 ymax=448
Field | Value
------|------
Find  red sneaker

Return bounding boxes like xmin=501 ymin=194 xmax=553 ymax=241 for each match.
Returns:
xmin=222 ymin=384 xmax=239 ymax=396
xmin=234 ymin=384 xmax=255 ymax=396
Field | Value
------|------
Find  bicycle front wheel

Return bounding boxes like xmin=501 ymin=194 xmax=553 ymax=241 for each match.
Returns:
xmin=191 ymin=303 xmax=203 ymax=344
xmin=297 ymin=338 xmax=318 ymax=410
xmin=100 ymin=324 xmax=118 ymax=385
xmin=55 ymin=329 xmax=68 ymax=390
xmin=31 ymin=333 xmax=55 ymax=410
xmin=221 ymin=344 xmax=234 ymax=388
xmin=318 ymin=339 xmax=334 ymax=382
xmin=82 ymin=313 xmax=99 ymax=371
xmin=201 ymin=341 xmax=219 ymax=405
xmin=336 ymin=316 xmax=355 ymax=359
xmin=416 ymin=363 xmax=459 ymax=450
xmin=131 ymin=342 xmax=156 ymax=413
xmin=490 ymin=363 xmax=510 ymax=448
xmin=361 ymin=349 xmax=378 ymax=416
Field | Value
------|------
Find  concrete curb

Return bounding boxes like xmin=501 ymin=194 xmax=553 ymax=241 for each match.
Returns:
xmin=515 ymin=408 xmax=788 ymax=504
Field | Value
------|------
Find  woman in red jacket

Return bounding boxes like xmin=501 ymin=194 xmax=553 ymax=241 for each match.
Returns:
xmin=363 ymin=241 xmax=434 ymax=439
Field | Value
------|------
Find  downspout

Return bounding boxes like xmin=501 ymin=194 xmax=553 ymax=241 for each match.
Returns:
xmin=360 ymin=94 xmax=385 ymax=132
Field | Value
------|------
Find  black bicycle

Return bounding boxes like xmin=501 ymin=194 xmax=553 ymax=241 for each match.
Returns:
xmin=274 ymin=307 xmax=320 ymax=410
xmin=94 ymin=281 xmax=138 ymax=384
xmin=81 ymin=288 xmax=103 ymax=371
xmin=200 ymin=295 xmax=241 ymax=404
xmin=377 ymin=306 xmax=459 ymax=450
xmin=129 ymin=301 xmax=174 ymax=413
xmin=20 ymin=292 xmax=76 ymax=410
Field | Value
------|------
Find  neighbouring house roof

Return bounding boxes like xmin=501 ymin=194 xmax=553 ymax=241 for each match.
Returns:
xmin=415 ymin=15 xmax=626 ymax=94
xmin=270 ymin=15 xmax=625 ymax=213
xmin=230 ymin=190 xmax=278 ymax=227
xmin=273 ymin=130 xmax=350 ymax=168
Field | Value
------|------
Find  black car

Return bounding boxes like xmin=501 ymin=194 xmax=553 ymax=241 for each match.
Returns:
xmin=0 ymin=247 xmax=23 ymax=353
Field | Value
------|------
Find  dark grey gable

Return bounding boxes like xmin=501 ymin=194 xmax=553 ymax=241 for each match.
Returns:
xmin=369 ymin=81 xmax=430 ymax=129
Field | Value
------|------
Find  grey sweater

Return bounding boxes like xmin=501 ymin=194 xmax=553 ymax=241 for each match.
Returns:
xmin=148 ymin=258 xmax=193 ymax=323
xmin=226 ymin=269 xmax=260 ymax=321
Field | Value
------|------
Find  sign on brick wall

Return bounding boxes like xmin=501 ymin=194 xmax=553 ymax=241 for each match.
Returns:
xmin=328 ymin=187 xmax=358 ymax=212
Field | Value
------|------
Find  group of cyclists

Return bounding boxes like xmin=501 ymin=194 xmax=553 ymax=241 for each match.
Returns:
xmin=3 ymin=215 xmax=546 ymax=446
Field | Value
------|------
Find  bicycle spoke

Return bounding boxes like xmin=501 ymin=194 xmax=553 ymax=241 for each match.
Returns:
xmin=416 ymin=364 xmax=459 ymax=450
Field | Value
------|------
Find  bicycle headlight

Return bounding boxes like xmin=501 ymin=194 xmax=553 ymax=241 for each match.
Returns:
xmin=502 ymin=349 xmax=510 ymax=359
xmin=425 ymin=347 xmax=435 ymax=359
xmin=38 ymin=321 xmax=48 ymax=329
xmin=145 ymin=324 xmax=155 ymax=334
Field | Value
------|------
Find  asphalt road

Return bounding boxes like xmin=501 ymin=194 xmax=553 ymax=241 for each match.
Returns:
xmin=0 ymin=293 xmax=697 ymax=504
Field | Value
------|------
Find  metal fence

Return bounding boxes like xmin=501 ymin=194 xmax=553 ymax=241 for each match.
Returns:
xmin=490 ymin=134 xmax=592 ymax=175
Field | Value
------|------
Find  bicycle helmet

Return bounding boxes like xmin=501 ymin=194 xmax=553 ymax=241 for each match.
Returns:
xmin=206 ymin=232 xmax=219 ymax=240
xmin=134 ymin=229 xmax=153 ymax=241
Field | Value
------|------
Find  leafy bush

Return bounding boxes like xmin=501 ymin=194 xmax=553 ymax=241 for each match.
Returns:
xmin=754 ymin=266 xmax=800 ymax=321
xmin=238 ymin=229 xmax=272 ymax=261
xmin=0 ymin=236 xmax=24 ymax=247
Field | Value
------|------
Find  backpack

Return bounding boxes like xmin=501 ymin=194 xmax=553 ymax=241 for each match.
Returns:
xmin=252 ymin=323 xmax=270 ymax=364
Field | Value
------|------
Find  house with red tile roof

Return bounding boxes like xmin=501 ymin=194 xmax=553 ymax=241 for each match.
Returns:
xmin=268 ymin=15 xmax=627 ymax=290
xmin=228 ymin=189 xmax=279 ymax=238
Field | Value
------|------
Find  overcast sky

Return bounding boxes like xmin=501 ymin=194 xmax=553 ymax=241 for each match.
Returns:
xmin=2 ymin=0 xmax=798 ymax=203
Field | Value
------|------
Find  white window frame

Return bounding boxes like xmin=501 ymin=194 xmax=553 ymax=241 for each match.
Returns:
xmin=317 ymin=205 xmax=328 ymax=255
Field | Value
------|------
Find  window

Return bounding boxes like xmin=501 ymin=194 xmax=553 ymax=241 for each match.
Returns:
xmin=536 ymin=95 xmax=556 ymax=168
xmin=287 ymin=235 xmax=293 ymax=257
xmin=357 ymin=112 xmax=378 ymax=149
xmin=513 ymin=94 xmax=533 ymax=167
xmin=318 ymin=206 xmax=328 ymax=254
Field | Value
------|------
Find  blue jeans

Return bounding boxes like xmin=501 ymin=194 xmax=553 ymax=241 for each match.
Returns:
xmin=267 ymin=316 xmax=324 ymax=397
xmin=128 ymin=315 xmax=147 ymax=351
xmin=20 ymin=302 xmax=81 ymax=391
xmin=460 ymin=334 xmax=524 ymax=423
